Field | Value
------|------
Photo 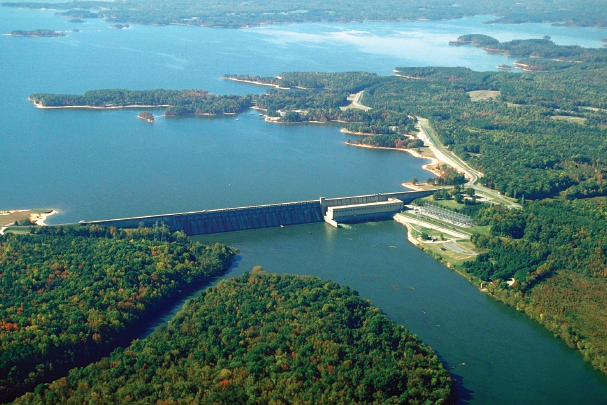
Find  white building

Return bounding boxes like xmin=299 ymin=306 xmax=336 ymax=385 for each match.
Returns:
xmin=324 ymin=198 xmax=404 ymax=227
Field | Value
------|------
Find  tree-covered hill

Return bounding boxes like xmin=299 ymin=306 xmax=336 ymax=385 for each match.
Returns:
xmin=14 ymin=270 xmax=453 ymax=404
xmin=228 ymin=62 xmax=607 ymax=201
xmin=0 ymin=226 xmax=235 ymax=403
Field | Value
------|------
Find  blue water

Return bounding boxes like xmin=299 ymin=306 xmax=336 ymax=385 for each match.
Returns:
xmin=2 ymin=5 xmax=607 ymax=404
xmin=194 ymin=223 xmax=607 ymax=405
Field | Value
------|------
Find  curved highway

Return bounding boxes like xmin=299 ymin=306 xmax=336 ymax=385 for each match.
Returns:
xmin=417 ymin=118 xmax=521 ymax=209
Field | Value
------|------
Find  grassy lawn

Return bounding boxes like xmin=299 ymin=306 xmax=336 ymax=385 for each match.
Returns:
xmin=423 ymin=242 xmax=477 ymax=267
xmin=4 ymin=227 xmax=32 ymax=235
xmin=407 ymin=221 xmax=446 ymax=240
xmin=472 ymin=225 xmax=491 ymax=235
xmin=468 ymin=90 xmax=500 ymax=101
xmin=421 ymin=197 xmax=464 ymax=210
xmin=551 ymin=115 xmax=587 ymax=125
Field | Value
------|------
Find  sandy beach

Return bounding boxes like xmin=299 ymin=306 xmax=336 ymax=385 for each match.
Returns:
xmin=0 ymin=209 xmax=58 ymax=234
xmin=345 ymin=142 xmax=441 ymax=176
xmin=340 ymin=128 xmax=377 ymax=136
xmin=30 ymin=210 xmax=59 ymax=226
xmin=222 ymin=77 xmax=290 ymax=90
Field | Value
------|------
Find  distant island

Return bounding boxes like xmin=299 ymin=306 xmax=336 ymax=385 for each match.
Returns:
xmin=57 ymin=9 xmax=98 ymax=19
xmin=3 ymin=0 xmax=607 ymax=28
xmin=9 ymin=29 xmax=65 ymax=37
xmin=451 ymin=34 xmax=607 ymax=63
xmin=110 ymin=23 xmax=129 ymax=29
xmin=138 ymin=111 xmax=154 ymax=122
xmin=68 ymin=18 xmax=85 ymax=23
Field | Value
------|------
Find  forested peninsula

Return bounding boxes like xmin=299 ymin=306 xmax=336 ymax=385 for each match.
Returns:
xmin=0 ymin=225 xmax=235 ymax=403
xmin=13 ymin=271 xmax=454 ymax=404
xmin=29 ymin=90 xmax=253 ymax=116
xmin=3 ymin=0 xmax=607 ymax=28
xmin=452 ymin=34 xmax=607 ymax=62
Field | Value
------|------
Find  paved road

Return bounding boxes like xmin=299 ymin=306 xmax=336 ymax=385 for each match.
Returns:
xmin=417 ymin=118 xmax=521 ymax=209
xmin=347 ymin=91 xmax=372 ymax=111
xmin=394 ymin=213 xmax=471 ymax=239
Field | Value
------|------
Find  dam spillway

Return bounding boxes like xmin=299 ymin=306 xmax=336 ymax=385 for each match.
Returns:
xmin=82 ymin=190 xmax=434 ymax=235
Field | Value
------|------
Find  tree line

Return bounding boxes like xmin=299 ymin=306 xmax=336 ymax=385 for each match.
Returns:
xmin=30 ymin=89 xmax=254 ymax=116
xmin=4 ymin=0 xmax=607 ymax=28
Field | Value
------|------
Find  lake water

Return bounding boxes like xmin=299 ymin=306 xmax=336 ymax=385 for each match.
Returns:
xmin=2 ymin=5 xmax=607 ymax=404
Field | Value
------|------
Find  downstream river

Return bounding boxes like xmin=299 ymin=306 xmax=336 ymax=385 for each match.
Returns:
xmin=2 ymin=5 xmax=607 ymax=403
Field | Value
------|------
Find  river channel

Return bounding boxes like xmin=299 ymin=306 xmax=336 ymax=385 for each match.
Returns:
xmin=2 ymin=4 xmax=607 ymax=403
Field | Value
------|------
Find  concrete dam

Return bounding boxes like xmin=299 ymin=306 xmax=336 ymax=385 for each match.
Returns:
xmin=83 ymin=190 xmax=434 ymax=236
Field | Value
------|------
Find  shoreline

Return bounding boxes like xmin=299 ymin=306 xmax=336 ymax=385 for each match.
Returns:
xmin=31 ymin=210 xmax=59 ymax=226
xmin=0 ymin=209 xmax=59 ymax=235
xmin=340 ymin=128 xmax=379 ymax=136
xmin=345 ymin=141 xmax=441 ymax=177
xmin=29 ymin=99 xmax=242 ymax=116
xmin=29 ymin=98 xmax=172 ymax=109
xmin=393 ymin=213 xmax=479 ymax=286
xmin=221 ymin=77 xmax=290 ymax=90
xmin=393 ymin=215 xmax=421 ymax=246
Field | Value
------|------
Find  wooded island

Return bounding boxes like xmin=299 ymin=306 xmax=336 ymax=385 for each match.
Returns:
xmin=9 ymin=29 xmax=65 ymax=37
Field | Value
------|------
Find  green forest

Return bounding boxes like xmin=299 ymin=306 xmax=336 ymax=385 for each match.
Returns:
xmin=0 ymin=226 xmax=235 ymax=403
xmin=29 ymin=90 xmax=253 ymax=116
xmin=3 ymin=0 xmax=607 ymax=28
xmin=13 ymin=271 xmax=453 ymax=404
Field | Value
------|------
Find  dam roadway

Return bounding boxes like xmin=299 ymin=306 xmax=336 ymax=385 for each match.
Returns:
xmin=82 ymin=190 xmax=434 ymax=235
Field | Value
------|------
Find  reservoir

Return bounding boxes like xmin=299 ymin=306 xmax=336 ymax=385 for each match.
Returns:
xmin=2 ymin=5 xmax=607 ymax=403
